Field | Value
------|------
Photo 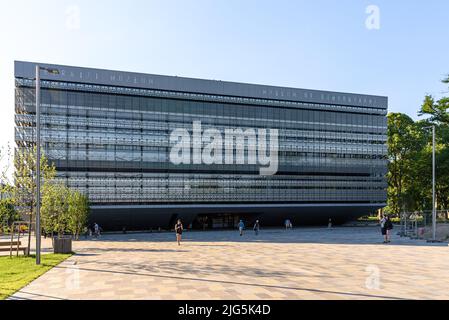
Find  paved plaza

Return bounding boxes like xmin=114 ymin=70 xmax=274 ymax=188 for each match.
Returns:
xmin=8 ymin=227 xmax=449 ymax=300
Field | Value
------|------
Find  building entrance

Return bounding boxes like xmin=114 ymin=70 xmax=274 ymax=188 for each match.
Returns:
xmin=194 ymin=213 xmax=256 ymax=230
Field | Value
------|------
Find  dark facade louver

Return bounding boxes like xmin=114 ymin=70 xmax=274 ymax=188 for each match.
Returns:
xmin=14 ymin=61 xmax=388 ymax=230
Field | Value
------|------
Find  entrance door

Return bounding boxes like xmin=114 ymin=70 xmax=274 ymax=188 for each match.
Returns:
xmin=211 ymin=214 xmax=240 ymax=229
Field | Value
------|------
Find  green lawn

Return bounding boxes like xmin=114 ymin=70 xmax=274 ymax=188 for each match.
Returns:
xmin=0 ymin=254 xmax=71 ymax=300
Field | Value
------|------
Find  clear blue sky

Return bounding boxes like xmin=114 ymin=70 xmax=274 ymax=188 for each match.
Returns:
xmin=1 ymin=0 xmax=449 ymax=158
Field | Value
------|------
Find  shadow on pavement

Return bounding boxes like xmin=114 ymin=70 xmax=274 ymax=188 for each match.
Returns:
xmin=52 ymin=264 xmax=408 ymax=300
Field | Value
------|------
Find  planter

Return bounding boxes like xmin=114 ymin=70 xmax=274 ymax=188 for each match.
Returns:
xmin=53 ymin=237 xmax=72 ymax=254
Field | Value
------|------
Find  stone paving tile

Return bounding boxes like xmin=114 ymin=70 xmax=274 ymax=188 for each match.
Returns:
xmin=8 ymin=227 xmax=449 ymax=300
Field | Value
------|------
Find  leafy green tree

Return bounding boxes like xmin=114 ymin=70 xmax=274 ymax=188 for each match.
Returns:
xmin=0 ymin=143 xmax=13 ymax=187
xmin=13 ymin=146 xmax=56 ymax=253
xmin=417 ymin=77 xmax=449 ymax=212
xmin=419 ymin=95 xmax=449 ymax=124
xmin=443 ymin=74 xmax=449 ymax=85
xmin=41 ymin=182 xmax=69 ymax=238
xmin=386 ymin=113 xmax=426 ymax=214
xmin=67 ymin=190 xmax=90 ymax=240
xmin=387 ymin=74 xmax=449 ymax=216
xmin=0 ymin=198 xmax=19 ymax=232
xmin=41 ymin=183 xmax=90 ymax=239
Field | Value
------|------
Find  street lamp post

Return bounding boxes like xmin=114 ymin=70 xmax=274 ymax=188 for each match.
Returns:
xmin=35 ymin=66 xmax=40 ymax=265
xmin=35 ymin=65 xmax=59 ymax=265
xmin=431 ymin=125 xmax=436 ymax=241
xmin=423 ymin=125 xmax=437 ymax=242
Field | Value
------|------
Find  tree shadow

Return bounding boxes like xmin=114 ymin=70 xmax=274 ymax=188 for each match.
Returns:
xmin=53 ymin=264 xmax=408 ymax=300
xmin=75 ymin=248 xmax=189 ymax=253
xmin=70 ymin=259 xmax=328 ymax=279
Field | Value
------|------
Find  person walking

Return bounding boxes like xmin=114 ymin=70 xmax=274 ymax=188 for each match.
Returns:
xmin=238 ymin=220 xmax=245 ymax=236
xmin=175 ymin=219 xmax=183 ymax=246
xmin=253 ymin=220 xmax=260 ymax=236
xmin=285 ymin=219 xmax=292 ymax=230
xmin=380 ymin=215 xmax=387 ymax=243
xmin=94 ymin=223 xmax=100 ymax=238
xmin=385 ymin=216 xmax=394 ymax=243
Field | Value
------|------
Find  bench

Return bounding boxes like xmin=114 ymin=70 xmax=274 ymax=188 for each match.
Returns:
xmin=0 ymin=241 xmax=27 ymax=254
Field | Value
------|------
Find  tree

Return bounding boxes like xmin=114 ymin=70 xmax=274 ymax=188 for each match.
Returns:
xmin=0 ymin=198 xmax=19 ymax=232
xmin=387 ymin=72 xmax=449 ymax=216
xmin=0 ymin=145 xmax=17 ymax=233
xmin=67 ymin=190 xmax=90 ymax=240
xmin=417 ymin=77 xmax=449 ymax=212
xmin=13 ymin=146 xmax=56 ymax=254
xmin=0 ymin=143 xmax=12 ymax=187
xmin=41 ymin=182 xmax=69 ymax=238
xmin=443 ymin=75 xmax=449 ymax=85
xmin=386 ymin=74 xmax=449 ymax=216
xmin=41 ymin=183 xmax=90 ymax=240
xmin=419 ymin=95 xmax=449 ymax=124
xmin=386 ymin=113 xmax=426 ymax=214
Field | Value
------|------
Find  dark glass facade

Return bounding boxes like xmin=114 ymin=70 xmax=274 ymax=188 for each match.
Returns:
xmin=14 ymin=61 xmax=387 ymax=229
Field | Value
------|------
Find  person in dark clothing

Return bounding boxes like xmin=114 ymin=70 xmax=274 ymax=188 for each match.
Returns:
xmin=385 ymin=216 xmax=394 ymax=243
xmin=285 ymin=219 xmax=293 ymax=230
xmin=253 ymin=220 xmax=260 ymax=236
xmin=93 ymin=223 xmax=100 ymax=238
xmin=175 ymin=219 xmax=183 ymax=246
xmin=380 ymin=215 xmax=394 ymax=243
